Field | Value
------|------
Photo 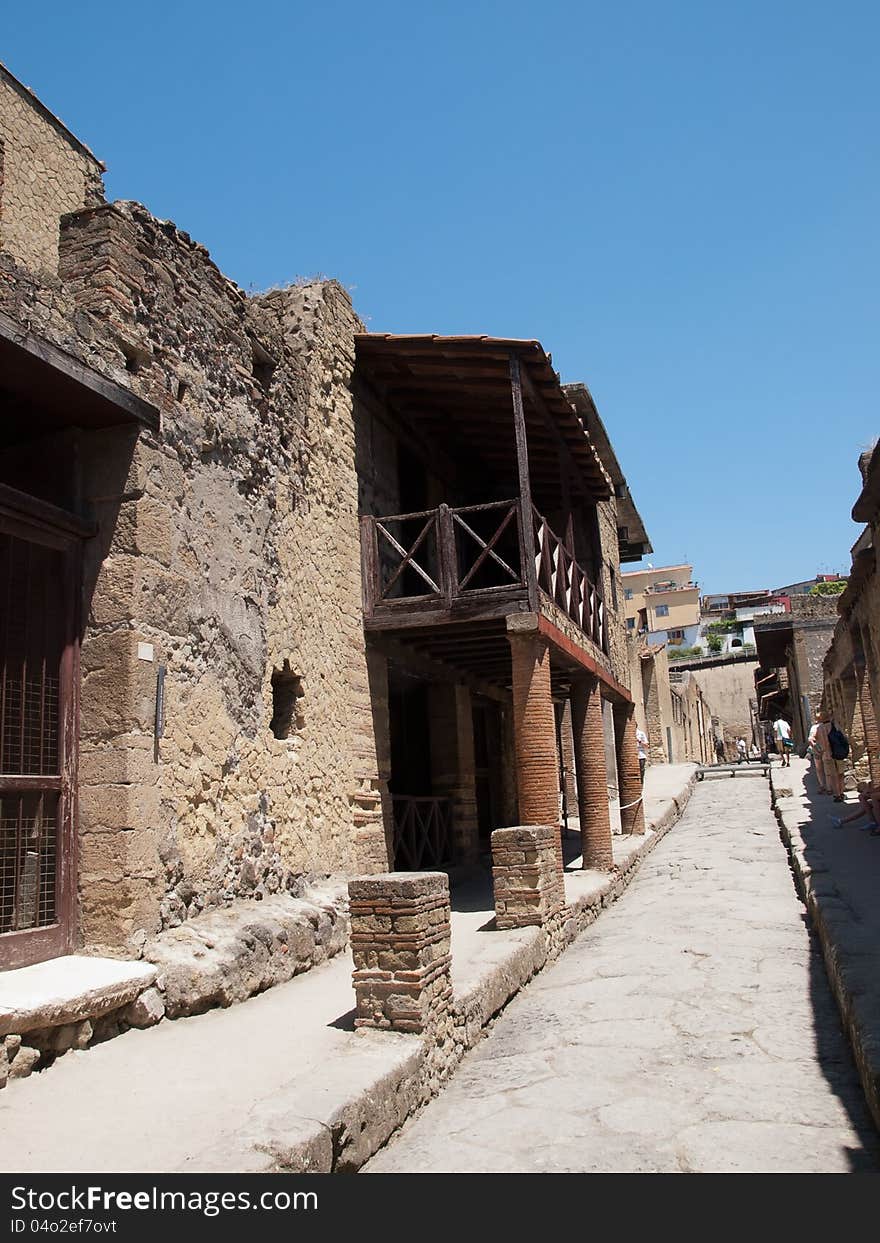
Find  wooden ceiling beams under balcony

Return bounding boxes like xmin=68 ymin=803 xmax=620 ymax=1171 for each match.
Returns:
xmin=354 ymin=334 xmax=610 ymax=505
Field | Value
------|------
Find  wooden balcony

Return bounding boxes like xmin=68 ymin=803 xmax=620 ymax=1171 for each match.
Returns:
xmin=360 ymin=499 xmax=607 ymax=656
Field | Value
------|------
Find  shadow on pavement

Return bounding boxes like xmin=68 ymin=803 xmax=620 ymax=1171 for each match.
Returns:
xmin=777 ymin=757 xmax=880 ymax=1171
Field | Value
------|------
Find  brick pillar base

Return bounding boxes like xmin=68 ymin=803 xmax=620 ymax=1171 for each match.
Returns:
xmin=570 ymin=676 xmax=613 ymax=870
xmin=508 ymin=631 xmax=563 ymax=888
xmin=491 ymin=825 xmax=564 ymax=929
xmin=614 ymin=702 xmax=645 ymax=835
xmin=349 ymin=872 xmax=451 ymax=1034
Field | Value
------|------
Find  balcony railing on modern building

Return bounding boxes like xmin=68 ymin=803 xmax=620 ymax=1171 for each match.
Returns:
xmin=360 ymin=499 xmax=606 ymax=653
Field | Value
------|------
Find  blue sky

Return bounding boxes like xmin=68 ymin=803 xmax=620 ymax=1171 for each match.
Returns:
xmin=5 ymin=2 xmax=878 ymax=593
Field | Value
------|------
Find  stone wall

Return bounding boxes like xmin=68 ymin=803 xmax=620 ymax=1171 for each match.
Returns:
xmin=2 ymin=176 xmax=388 ymax=954
xmin=0 ymin=67 xmax=104 ymax=274
xmin=596 ymin=498 xmax=630 ymax=690
xmin=677 ymin=655 xmax=759 ymax=747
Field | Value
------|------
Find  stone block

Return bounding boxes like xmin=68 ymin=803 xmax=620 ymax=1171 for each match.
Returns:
xmin=349 ymin=871 xmax=451 ymax=1035
xmin=491 ymin=824 xmax=564 ymax=930
xmin=123 ymin=986 xmax=165 ymax=1028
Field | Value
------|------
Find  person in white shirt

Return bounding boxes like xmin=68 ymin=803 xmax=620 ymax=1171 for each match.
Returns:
xmin=635 ymin=727 xmax=648 ymax=781
xmin=773 ymin=716 xmax=792 ymax=768
xmin=736 ymin=737 xmax=747 ymax=763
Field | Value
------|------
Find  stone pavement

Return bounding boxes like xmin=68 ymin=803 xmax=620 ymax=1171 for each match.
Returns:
xmin=0 ymin=765 xmax=694 ymax=1174
xmin=771 ymin=755 xmax=880 ymax=1131
xmin=366 ymin=777 xmax=880 ymax=1173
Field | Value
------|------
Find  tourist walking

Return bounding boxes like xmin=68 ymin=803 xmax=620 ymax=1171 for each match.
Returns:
xmin=811 ymin=710 xmax=846 ymax=801
xmin=636 ymin=727 xmax=648 ymax=781
xmin=714 ymin=736 xmax=725 ymax=765
xmin=773 ymin=716 xmax=792 ymax=767
xmin=736 ymin=737 xmax=747 ymax=763
xmin=808 ymin=713 xmax=830 ymax=794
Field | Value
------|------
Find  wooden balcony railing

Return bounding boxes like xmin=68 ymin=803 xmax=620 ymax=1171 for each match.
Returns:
xmin=532 ymin=506 xmax=606 ymax=653
xmin=391 ymin=796 xmax=453 ymax=870
xmin=361 ymin=498 xmax=607 ymax=654
xmin=361 ymin=499 xmax=525 ymax=612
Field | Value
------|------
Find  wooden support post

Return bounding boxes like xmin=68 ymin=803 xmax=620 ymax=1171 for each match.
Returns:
xmin=509 ymin=353 xmax=539 ymax=610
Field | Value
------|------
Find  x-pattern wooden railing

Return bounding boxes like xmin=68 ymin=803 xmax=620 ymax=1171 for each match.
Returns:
xmin=451 ymin=500 xmax=521 ymax=591
xmin=374 ymin=509 xmax=441 ymax=600
xmin=362 ymin=500 xmax=607 ymax=655
xmin=392 ymin=796 xmax=453 ymax=870
xmin=533 ymin=507 xmax=606 ymax=652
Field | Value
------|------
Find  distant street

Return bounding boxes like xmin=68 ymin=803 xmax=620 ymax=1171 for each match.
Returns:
xmin=366 ymin=777 xmax=880 ymax=1173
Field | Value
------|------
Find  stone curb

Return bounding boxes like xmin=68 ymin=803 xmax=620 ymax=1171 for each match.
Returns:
xmin=769 ymin=777 xmax=880 ymax=1134
xmin=218 ymin=770 xmax=698 ymax=1174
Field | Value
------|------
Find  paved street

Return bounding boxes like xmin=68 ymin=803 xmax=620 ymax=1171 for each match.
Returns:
xmin=365 ymin=777 xmax=880 ymax=1173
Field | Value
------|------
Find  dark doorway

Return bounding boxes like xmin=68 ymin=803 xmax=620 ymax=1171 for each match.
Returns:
xmin=473 ymin=699 xmax=503 ymax=843
xmin=388 ymin=671 xmax=453 ymax=870
xmin=389 ymin=673 xmax=431 ymax=797
xmin=0 ymin=498 xmax=80 ymax=968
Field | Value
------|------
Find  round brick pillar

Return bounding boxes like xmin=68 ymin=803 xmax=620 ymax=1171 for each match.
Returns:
xmin=613 ymin=701 xmax=645 ymax=835
xmin=508 ymin=632 xmax=563 ymax=883
xmin=570 ymin=676 xmax=613 ymax=870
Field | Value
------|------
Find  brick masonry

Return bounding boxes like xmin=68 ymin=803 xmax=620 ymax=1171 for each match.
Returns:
xmin=491 ymin=825 xmax=564 ymax=929
xmin=349 ymin=873 xmax=452 ymax=1035
xmin=508 ymin=632 xmax=563 ymax=884
xmin=615 ymin=702 xmax=646 ymax=834
xmin=571 ymin=675 xmax=614 ymax=869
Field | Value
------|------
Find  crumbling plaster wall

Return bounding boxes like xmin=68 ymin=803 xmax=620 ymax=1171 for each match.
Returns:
xmin=0 ymin=69 xmax=104 ymax=274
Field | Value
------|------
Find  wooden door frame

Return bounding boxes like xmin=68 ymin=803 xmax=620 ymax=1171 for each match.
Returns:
xmin=0 ymin=484 xmax=85 ymax=970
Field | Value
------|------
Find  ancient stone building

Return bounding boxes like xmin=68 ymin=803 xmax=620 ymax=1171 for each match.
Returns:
xmin=753 ymin=594 xmax=839 ymax=754
xmin=1 ymin=63 xmax=647 ymax=979
xmin=0 ymin=66 xmax=383 ymax=968
xmin=629 ymin=639 xmax=717 ymax=765
xmin=354 ymin=346 xmax=648 ymax=878
xmin=817 ymin=446 xmax=880 ymax=785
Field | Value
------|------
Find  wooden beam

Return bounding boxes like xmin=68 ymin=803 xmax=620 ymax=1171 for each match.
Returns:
xmin=369 ymin=636 xmax=509 ymax=702
xmin=0 ymin=307 xmax=160 ymax=432
xmin=509 ymin=353 xmax=539 ymax=611
xmin=518 ymin=362 xmax=595 ymax=500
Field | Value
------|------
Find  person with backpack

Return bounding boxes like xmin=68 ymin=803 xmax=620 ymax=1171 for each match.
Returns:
xmin=812 ymin=710 xmax=846 ymax=800
xmin=825 ymin=717 xmax=850 ymax=802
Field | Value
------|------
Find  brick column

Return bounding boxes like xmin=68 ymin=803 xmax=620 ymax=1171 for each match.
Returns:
xmin=855 ymin=629 xmax=880 ymax=784
xmin=348 ymin=873 xmax=451 ymax=1034
xmin=491 ymin=825 xmax=564 ymax=929
xmin=570 ymin=676 xmax=614 ymax=870
xmin=613 ymin=702 xmax=645 ymax=835
xmin=507 ymin=630 xmax=563 ymax=886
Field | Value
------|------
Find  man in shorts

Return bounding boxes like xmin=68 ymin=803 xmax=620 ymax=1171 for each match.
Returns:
xmin=773 ymin=716 xmax=792 ymax=767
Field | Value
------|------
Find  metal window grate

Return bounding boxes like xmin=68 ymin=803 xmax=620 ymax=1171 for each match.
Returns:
xmin=0 ymin=793 xmax=58 ymax=931
xmin=1 ymin=534 xmax=64 ymax=777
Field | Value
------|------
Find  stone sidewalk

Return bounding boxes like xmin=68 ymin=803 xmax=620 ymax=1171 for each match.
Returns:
xmin=770 ymin=755 xmax=880 ymax=1131
xmin=366 ymin=777 xmax=880 ymax=1173
xmin=0 ymin=764 xmax=695 ymax=1174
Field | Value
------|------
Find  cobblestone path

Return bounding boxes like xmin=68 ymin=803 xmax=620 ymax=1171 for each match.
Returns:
xmin=365 ymin=778 xmax=880 ymax=1173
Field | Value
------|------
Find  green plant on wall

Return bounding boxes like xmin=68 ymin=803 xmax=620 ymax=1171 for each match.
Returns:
xmin=809 ymin=580 xmax=847 ymax=597
xmin=707 ymin=634 xmax=723 ymax=653
xmin=706 ymin=618 xmax=740 ymax=634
